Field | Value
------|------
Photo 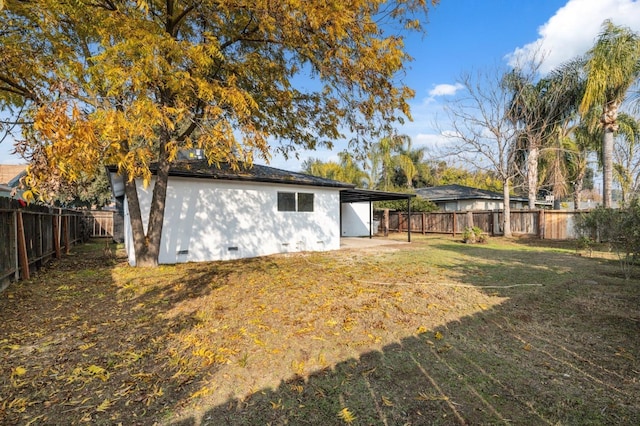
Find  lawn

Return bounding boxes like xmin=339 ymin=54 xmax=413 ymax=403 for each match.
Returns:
xmin=1 ymin=235 xmax=638 ymax=425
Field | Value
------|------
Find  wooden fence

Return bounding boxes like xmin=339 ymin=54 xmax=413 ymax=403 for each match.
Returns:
xmin=380 ymin=209 xmax=585 ymax=240
xmin=84 ymin=210 xmax=116 ymax=238
xmin=0 ymin=198 xmax=115 ymax=289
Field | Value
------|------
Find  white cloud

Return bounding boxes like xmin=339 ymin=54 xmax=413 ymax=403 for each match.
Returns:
xmin=414 ymin=132 xmax=454 ymax=148
xmin=507 ymin=0 xmax=640 ymax=74
xmin=428 ymin=83 xmax=464 ymax=97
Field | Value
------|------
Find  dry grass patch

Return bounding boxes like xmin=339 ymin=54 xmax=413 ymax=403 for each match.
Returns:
xmin=0 ymin=235 xmax=638 ymax=425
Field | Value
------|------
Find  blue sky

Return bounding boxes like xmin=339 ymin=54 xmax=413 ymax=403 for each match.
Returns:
xmin=272 ymin=0 xmax=640 ymax=171
xmin=2 ymin=0 xmax=640 ymax=169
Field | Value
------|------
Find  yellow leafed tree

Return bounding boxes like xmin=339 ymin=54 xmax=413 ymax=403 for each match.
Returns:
xmin=0 ymin=0 xmax=437 ymax=266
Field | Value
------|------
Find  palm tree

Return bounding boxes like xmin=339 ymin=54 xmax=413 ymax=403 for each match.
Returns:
xmin=302 ymin=153 xmax=367 ymax=187
xmin=395 ymin=154 xmax=418 ymax=188
xmin=533 ymin=58 xmax=588 ymax=209
xmin=506 ymin=57 xmax=585 ymax=209
xmin=337 ymin=152 xmax=368 ymax=187
xmin=613 ymin=113 xmax=640 ymax=203
xmin=392 ymin=137 xmax=431 ymax=189
xmin=580 ymin=20 xmax=640 ymax=208
xmin=504 ymin=69 xmax=545 ymax=209
xmin=374 ymin=135 xmax=405 ymax=191
xmin=569 ymin=120 xmax=600 ymax=209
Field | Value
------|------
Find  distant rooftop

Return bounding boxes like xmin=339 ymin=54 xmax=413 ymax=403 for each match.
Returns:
xmin=415 ymin=184 xmax=528 ymax=202
xmin=0 ymin=164 xmax=27 ymax=185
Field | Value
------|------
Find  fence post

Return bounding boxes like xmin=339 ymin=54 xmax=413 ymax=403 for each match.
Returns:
xmin=422 ymin=212 xmax=426 ymax=234
xmin=63 ymin=215 xmax=70 ymax=254
xmin=37 ymin=213 xmax=43 ymax=263
xmin=53 ymin=210 xmax=61 ymax=258
xmin=538 ymin=209 xmax=545 ymax=239
xmin=16 ymin=210 xmax=30 ymax=280
xmin=383 ymin=209 xmax=389 ymax=237
xmin=452 ymin=211 xmax=457 ymax=236
xmin=13 ymin=211 xmax=19 ymax=281
xmin=489 ymin=211 xmax=494 ymax=236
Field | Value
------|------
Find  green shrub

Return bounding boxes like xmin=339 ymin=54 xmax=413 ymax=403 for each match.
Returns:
xmin=374 ymin=197 xmax=437 ymax=213
xmin=462 ymin=226 xmax=486 ymax=244
xmin=575 ymin=201 xmax=640 ymax=279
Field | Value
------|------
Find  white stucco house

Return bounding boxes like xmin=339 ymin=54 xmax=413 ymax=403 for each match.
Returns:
xmin=108 ymin=160 xmax=409 ymax=265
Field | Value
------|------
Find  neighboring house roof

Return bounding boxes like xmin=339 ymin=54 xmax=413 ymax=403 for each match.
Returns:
xmin=0 ymin=183 xmax=12 ymax=197
xmin=0 ymin=168 xmax=26 ymax=199
xmin=0 ymin=164 xmax=27 ymax=185
xmin=7 ymin=170 xmax=26 ymax=188
xmin=415 ymin=184 xmax=528 ymax=203
xmin=107 ymin=160 xmax=356 ymax=192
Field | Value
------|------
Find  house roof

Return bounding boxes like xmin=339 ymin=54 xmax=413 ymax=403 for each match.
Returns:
xmin=340 ymin=188 xmax=415 ymax=203
xmin=0 ymin=183 xmax=12 ymax=196
xmin=108 ymin=161 xmax=418 ymax=204
xmin=107 ymin=160 xmax=356 ymax=189
xmin=415 ymin=184 xmax=528 ymax=202
xmin=0 ymin=164 xmax=27 ymax=185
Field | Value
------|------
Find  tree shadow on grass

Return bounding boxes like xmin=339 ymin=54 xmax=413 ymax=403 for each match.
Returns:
xmin=171 ymin=242 xmax=640 ymax=425
xmin=2 ymin=240 xmax=638 ymax=425
xmin=0 ymin=243 xmax=285 ymax=425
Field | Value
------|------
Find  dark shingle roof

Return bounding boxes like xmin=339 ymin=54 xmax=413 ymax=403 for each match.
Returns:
xmin=108 ymin=160 xmax=356 ymax=189
xmin=415 ymin=184 xmax=528 ymax=202
xmin=340 ymin=188 xmax=415 ymax=203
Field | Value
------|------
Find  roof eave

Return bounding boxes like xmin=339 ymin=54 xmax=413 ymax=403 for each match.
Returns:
xmin=105 ymin=164 xmax=356 ymax=189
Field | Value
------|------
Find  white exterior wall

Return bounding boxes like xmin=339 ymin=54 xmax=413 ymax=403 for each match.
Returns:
xmin=123 ymin=177 xmax=342 ymax=265
xmin=341 ymin=202 xmax=372 ymax=237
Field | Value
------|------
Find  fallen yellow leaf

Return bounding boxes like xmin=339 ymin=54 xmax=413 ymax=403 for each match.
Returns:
xmin=338 ymin=407 xmax=356 ymax=423
xmin=13 ymin=366 xmax=27 ymax=376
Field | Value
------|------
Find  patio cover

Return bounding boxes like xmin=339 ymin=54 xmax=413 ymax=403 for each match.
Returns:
xmin=340 ymin=189 xmax=415 ymax=242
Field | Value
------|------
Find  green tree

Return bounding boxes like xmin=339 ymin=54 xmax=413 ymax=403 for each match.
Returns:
xmin=375 ymin=195 xmax=436 ymax=213
xmin=565 ymin=121 xmax=599 ymax=209
xmin=302 ymin=152 xmax=367 ymax=187
xmin=0 ymin=0 xmax=435 ymax=266
xmin=368 ymin=135 xmax=406 ymax=191
xmin=613 ymin=113 xmax=640 ymax=203
xmin=575 ymin=201 xmax=640 ymax=279
xmin=506 ymin=57 xmax=585 ymax=209
xmin=580 ymin=20 xmax=640 ymax=208
xmin=427 ymin=163 xmax=502 ymax=191
xmin=390 ymin=137 xmax=432 ymax=189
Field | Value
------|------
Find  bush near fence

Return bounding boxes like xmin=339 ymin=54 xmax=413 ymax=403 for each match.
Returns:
xmin=377 ymin=209 xmax=584 ymax=240
xmin=0 ymin=198 xmax=115 ymax=289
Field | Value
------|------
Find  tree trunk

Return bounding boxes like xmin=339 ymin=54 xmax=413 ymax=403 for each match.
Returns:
xmin=123 ymin=172 xmax=150 ymax=265
xmin=503 ymin=179 xmax=512 ymax=237
xmin=573 ymin=167 xmax=585 ymax=210
xmin=124 ymin=138 xmax=172 ymax=267
xmin=573 ymin=181 xmax=582 ymax=210
xmin=602 ymin=128 xmax=614 ymax=208
xmin=527 ymin=143 xmax=539 ymax=209
xmin=601 ymin=102 xmax=618 ymax=209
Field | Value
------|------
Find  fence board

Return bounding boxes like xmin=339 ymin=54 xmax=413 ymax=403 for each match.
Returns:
xmin=0 ymin=209 xmax=16 ymax=283
xmin=543 ymin=210 xmax=579 ymax=240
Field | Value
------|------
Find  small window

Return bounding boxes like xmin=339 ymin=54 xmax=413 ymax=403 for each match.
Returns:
xmin=297 ymin=193 xmax=314 ymax=212
xmin=277 ymin=192 xmax=296 ymax=211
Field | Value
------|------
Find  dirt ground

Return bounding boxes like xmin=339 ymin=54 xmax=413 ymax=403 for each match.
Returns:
xmin=1 ymin=235 xmax=638 ymax=425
